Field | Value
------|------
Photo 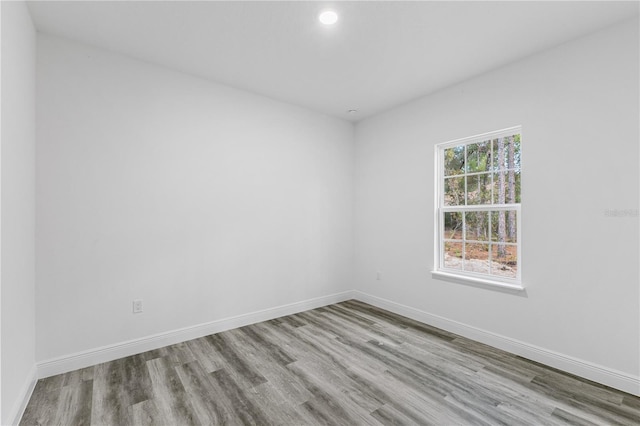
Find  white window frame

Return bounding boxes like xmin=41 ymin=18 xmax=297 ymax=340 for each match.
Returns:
xmin=432 ymin=126 xmax=524 ymax=291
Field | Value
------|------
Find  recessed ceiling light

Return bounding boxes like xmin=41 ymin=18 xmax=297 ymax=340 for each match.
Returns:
xmin=319 ymin=10 xmax=338 ymax=25
xmin=348 ymin=109 xmax=358 ymax=114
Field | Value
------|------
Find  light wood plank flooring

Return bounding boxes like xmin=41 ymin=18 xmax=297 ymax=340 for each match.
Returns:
xmin=21 ymin=300 xmax=640 ymax=425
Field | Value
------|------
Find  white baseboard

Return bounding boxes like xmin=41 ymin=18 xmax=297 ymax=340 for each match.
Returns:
xmin=352 ymin=291 xmax=640 ymax=396
xmin=34 ymin=288 xmax=639 ymax=399
xmin=6 ymin=365 xmax=37 ymax=426
xmin=37 ymin=290 xmax=355 ymax=379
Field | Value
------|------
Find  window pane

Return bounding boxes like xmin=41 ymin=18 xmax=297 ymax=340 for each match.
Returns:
xmin=510 ymin=134 xmax=522 ymax=174
xmin=491 ymin=244 xmax=517 ymax=278
xmin=437 ymin=129 xmax=521 ymax=284
xmin=492 ymin=134 xmax=519 ymax=172
xmin=464 ymin=243 xmax=489 ymax=274
xmin=464 ymin=211 xmax=489 ymax=241
xmin=444 ymin=212 xmax=463 ymax=240
xmin=444 ymin=146 xmax=465 ymax=176
xmin=444 ymin=177 xmax=464 ymax=206
xmin=493 ymin=170 xmax=521 ymax=204
xmin=490 ymin=210 xmax=517 ymax=243
xmin=444 ymin=241 xmax=463 ymax=270
xmin=466 ymin=141 xmax=491 ymax=173
xmin=466 ymin=173 xmax=491 ymax=205
xmin=492 ymin=138 xmax=503 ymax=171
xmin=491 ymin=172 xmax=506 ymax=204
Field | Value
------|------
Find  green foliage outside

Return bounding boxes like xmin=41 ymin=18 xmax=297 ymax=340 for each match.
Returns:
xmin=442 ymin=134 xmax=521 ymax=277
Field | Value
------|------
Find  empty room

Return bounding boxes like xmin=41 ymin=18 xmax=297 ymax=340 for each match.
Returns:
xmin=2 ymin=1 xmax=639 ymax=425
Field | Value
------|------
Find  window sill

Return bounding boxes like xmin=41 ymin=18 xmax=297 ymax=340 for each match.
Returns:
xmin=431 ymin=270 xmax=525 ymax=293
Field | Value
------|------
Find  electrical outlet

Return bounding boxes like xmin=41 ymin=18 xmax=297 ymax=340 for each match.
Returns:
xmin=133 ymin=299 xmax=143 ymax=313
xmin=376 ymin=271 xmax=381 ymax=280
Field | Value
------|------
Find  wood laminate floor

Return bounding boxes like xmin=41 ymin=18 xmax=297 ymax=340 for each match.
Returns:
xmin=21 ymin=300 xmax=640 ymax=425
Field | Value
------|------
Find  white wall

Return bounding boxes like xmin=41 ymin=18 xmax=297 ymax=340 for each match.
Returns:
xmin=36 ymin=35 xmax=354 ymax=362
xmin=1 ymin=1 xmax=37 ymax=424
xmin=355 ymin=17 xmax=639 ymax=384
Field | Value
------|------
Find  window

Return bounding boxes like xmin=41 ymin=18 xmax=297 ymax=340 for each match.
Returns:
xmin=433 ymin=127 xmax=522 ymax=290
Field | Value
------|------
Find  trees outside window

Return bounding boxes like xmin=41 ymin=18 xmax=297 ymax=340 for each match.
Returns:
xmin=436 ymin=127 xmax=522 ymax=286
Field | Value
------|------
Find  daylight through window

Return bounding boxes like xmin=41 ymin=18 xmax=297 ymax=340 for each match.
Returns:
xmin=434 ymin=127 xmax=522 ymax=289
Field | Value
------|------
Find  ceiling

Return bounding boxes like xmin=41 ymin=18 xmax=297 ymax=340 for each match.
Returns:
xmin=27 ymin=1 xmax=639 ymax=122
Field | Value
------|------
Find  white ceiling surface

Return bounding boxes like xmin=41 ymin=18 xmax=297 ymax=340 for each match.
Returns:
xmin=27 ymin=1 xmax=639 ymax=122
